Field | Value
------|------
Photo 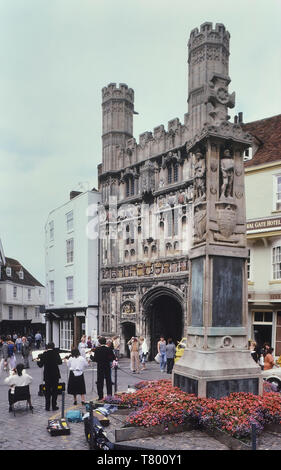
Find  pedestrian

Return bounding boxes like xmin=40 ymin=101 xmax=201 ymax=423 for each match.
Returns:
xmin=139 ymin=337 xmax=149 ymax=370
xmin=127 ymin=337 xmax=140 ymax=373
xmin=5 ymin=363 xmax=33 ymax=412
xmin=15 ymin=336 xmax=22 ymax=354
xmin=112 ymin=336 xmax=120 ymax=359
xmin=7 ymin=337 xmax=17 ymax=371
xmin=166 ymin=338 xmax=176 ymax=374
xmin=90 ymin=336 xmax=115 ymax=401
xmin=249 ymin=340 xmax=259 ymax=363
xmin=27 ymin=333 xmax=33 ymax=348
xmin=21 ymin=336 xmax=31 ymax=369
xmin=264 ymin=347 xmax=275 ymax=371
xmin=35 ymin=332 xmax=42 ymax=349
xmin=78 ymin=335 xmax=87 ymax=358
xmin=87 ymin=336 xmax=92 ymax=349
xmin=37 ymin=342 xmax=62 ymax=411
xmin=66 ymin=348 xmax=88 ymax=405
xmin=0 ymin=336 xmax=9 ymax=374
xmin=106 ymin=338 xmax=116 ymax=385
xmin=157 ymin=336 xmax=167 ymax=373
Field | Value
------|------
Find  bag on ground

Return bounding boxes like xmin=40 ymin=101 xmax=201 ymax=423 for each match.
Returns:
xmin=154 ymin=353 xmax=161 ymax=363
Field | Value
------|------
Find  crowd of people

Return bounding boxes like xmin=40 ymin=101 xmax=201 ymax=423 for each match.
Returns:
xmin=126 ymin=335 xmax=176 ymax=375
xmin=7 ymin=331 xmax=281 ymax=414
xmin=0 ymin=333 xmax=121 ymax=412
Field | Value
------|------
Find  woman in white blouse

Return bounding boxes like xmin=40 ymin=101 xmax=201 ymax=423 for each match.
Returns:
xmin=66 ymin=348 xmax=88 ymax=405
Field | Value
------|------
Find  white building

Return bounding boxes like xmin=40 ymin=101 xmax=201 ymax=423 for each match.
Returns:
xmin=0 ymin=254 xmax=45 ymax=337
xmin=45 ymin=189 xmax=101 ymax=350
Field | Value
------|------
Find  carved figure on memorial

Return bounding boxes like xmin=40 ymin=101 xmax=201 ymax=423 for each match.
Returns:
xmin=214 ymin=201 xmax=238 ymax=242
xmin=193 ymin=202 xmax=207 ymax=244
xmin=220 ymin=148 xmax=234 ymax=199
xmin=193 ymin=151 xmax=206 ymax=202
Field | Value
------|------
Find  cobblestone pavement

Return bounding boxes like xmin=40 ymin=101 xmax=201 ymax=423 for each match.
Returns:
xmin=0 ymin=351 xmax=281 ymax=451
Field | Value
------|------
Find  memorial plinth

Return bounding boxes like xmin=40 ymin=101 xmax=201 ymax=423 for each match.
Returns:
xmin=172 ymin=23 xmax=262 ymax=398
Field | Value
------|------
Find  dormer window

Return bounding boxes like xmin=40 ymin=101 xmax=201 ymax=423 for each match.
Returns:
xmin=243 ymin=148 xmax=253 ymax=161
xmin=6 ymin=267 xmax=11 ymax=277
xmin=18 ymin=269 xmax=24 ymax=280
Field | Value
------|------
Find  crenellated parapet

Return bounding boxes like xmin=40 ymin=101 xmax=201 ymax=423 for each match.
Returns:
xmin=102 ymin=83 xmax=135 ymax=173
xmin=188 ymin=22 xmax=230 ymax=54
xmin=102 ymin=82 xmax=134 ymax=105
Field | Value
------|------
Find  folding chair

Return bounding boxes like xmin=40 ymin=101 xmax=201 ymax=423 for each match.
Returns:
xmin=10 ymin=385 xmax=33 ymax=416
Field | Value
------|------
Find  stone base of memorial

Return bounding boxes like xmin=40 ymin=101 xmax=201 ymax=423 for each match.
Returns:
xmin=173 ymin=348 xmax=263 ymax=399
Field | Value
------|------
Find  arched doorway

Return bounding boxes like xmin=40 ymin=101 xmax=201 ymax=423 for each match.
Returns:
xmin=142 ymin=287 xmax=184 ymax=360
xmin=121 ymin=321 xmax=136 ymax=358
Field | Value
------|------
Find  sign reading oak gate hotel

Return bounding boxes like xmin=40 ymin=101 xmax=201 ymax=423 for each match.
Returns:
xmin=247 ymin=217 xmax=281 ymax=231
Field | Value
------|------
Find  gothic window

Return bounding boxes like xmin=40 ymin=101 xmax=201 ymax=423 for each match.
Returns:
xmin=167 ymin=210 xmax=173 ymax=237
xmin=174 ymin=164 xmax=178 ymax=182
xmin=166 ymin=208 xmax=178 ymax=237
xmin=102 ymin=314 xmax=111 ymax=333
xmin=126 ymin=176 xmax=135 ymax=197
xmin=126 ymin=179 xmax=130 ymax=197
xmin=168 ymin=166 xmax=173 ymax=184
xmin=167 ymin=164 xmax=179 ymax=184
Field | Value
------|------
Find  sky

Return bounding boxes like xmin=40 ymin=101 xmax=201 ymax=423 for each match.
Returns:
xmin=0 ymin=0 xmax=280 ymax=284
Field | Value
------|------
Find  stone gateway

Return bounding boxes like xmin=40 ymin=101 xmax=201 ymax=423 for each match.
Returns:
xmin=97 ymin=22 xmax=262 ymax=397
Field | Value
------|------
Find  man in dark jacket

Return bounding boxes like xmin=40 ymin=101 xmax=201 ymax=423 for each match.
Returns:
xmin=37 ymin=342 xmax=62 ymax=411
xmin=90 ymin=336 xmax=115 ymax=400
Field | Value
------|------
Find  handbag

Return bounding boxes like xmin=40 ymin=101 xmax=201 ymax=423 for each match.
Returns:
xmin=38 ymin=382 xmax=66 ymax=396
xmin=154 ymin=353 xmax=161 ymax=363
xmin=66 ymin=409 xmax=83 ymax=423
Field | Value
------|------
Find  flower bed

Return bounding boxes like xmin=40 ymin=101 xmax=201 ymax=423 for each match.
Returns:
xmin=103 ymin=379 xmax=281 ymax=441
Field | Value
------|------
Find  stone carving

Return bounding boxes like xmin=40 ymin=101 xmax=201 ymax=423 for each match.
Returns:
xmin=122 ymin=301 xmax=136 ymax=315
xmin=215 ymin=202 xmax=237 ymax=240
xmin=137 ymin=264 xmax=144 ymax=276
xmin=163 ymin=263 xmax=170 ymax=273
xmin=207 ymin=76 xmax=235 ymax=125
xmin=186 ymin=122 xmax=252 ymax=153
xmin=220 ymin=336 xmax=234 ymax=349
xmin=194 ymin=202 xmax=207 ymax=243
xmin=154 ymin=262 xmax=162 ymax=275
xmin=162 ymin=150 xmax=181 ymax=169
xmin=210 ymin=160 xmax=218 ymax=172
xmin=193 ymin=150 xmax=206 ymax=202
xmin=220 ymin=149 xmax=234 ymax=199
xmin=140 ymin=160 xmax=155 ymax=195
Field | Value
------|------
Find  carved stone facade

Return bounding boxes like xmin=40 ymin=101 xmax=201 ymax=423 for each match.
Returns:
xmin=97 ymin=22 xmax=255 ymax=361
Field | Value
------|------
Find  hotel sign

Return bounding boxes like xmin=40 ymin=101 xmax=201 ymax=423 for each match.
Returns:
xmin=247 ymin=218 xmax=281 ymax=232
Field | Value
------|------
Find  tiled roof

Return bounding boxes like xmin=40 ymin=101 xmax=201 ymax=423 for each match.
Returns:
xmin=243 ymin=114 xmax=281 ymax=167
xmin=1 ymin=257 xmax=44 ymax=287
